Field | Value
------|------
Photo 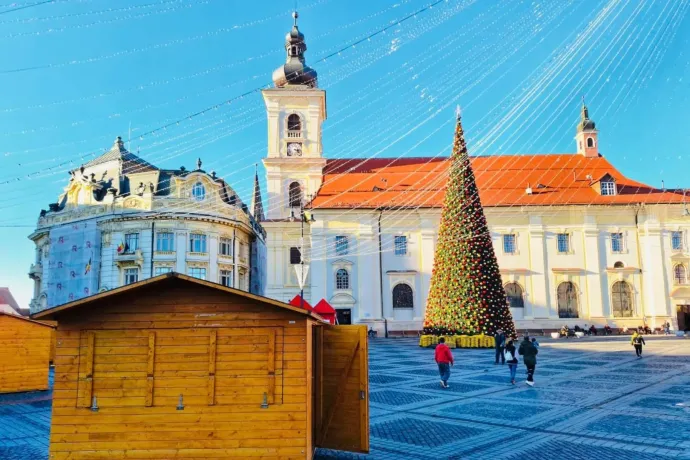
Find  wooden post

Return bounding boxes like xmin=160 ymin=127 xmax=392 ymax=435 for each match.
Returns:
xmin=208 ymin=330 xmax=217 ymax=406
xmin=145 ymin=331 xmax=156 ymax=407
xmin=77 ymin=331 xmax=95 ymax=408
xmin=267 ymin=328 xmax=276 ymax=405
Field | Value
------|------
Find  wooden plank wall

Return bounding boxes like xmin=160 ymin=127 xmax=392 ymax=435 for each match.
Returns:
xmin=318 ymin=325 xmax=369 ymax=453
xmin=0 ymin=316 xmax=52 ymax=393
xmin=51 ymin=284 xmax=310 ymax=459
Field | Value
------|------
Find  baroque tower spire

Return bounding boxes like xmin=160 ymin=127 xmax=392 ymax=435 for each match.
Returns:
xmin=250 ymin=164 xmax=265 ymax=222
xmin=576 ymin=98 xmax=599 ymax=158
xmin=271 ymin=11 xmax=318 ymax=88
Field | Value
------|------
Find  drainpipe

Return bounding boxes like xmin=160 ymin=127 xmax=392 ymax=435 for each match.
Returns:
xmin=149 ymin=221 xmax=155 ymax=278
xmin=378 ymin=209 xmax=387 ymax=338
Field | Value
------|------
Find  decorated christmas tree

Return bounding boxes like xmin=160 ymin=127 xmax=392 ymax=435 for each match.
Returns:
xmin=423 ymin=108 xmax=516 ymax=337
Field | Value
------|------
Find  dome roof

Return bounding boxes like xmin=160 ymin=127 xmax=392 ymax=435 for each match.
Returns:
xmin=272 ymin=12 xmax=318 ymax=88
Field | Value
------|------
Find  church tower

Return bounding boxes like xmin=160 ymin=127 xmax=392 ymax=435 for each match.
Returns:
xmin=575 ymin=101 xmax=599 ymax=158
xmin=262 ymin=12 xmax=327 ymax=219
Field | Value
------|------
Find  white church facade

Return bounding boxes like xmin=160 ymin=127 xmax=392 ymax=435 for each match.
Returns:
xmin=261 ymin=14 xmax=690 ymax=333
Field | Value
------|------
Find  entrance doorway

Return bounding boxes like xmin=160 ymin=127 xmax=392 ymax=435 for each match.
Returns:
xmin=336 ymin=309 xmax=352 ymax=325
xmin=677 ymin=305 xmax=690 ymax=332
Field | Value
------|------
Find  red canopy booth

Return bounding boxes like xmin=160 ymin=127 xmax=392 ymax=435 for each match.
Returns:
xmin=289 ymin=295 xmax=315 ymax=312
xmin=314 ymin=299 xmax=337 ymax=325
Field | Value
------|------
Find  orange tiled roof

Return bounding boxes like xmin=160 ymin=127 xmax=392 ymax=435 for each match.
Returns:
xmin=311 ymin=155 xmax=685 ymax=209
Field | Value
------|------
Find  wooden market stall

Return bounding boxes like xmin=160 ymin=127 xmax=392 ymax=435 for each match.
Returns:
xmin=33 ymin=272 xmax=369 ymax=460
xmin=0 ymin=312 xmax=55 ymax=393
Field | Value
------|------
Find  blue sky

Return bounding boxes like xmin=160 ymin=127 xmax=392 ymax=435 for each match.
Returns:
xmin=0 ymin=0 xmax=688 ymax=308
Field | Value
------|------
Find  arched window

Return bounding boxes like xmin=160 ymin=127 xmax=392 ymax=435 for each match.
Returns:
xmin=613 ymin=261 xmax=625 ymax=269
xmin=192 ymin=182 xmax=205 ymax=201
xmin=611 ymin=281 xmax=633 ymax=317
xmin=335 ymin=269 xmax=349 ymax=290
xmin=586 ymin=137 xmax=595 ymax=148
xmin=287 ymin=114 xmax=301 ymax=132
xmin=505 ymin=283 xmax=524 ymax=309
xmin=557 ymin=282 xmax=579 ymax=318
xmin=674 ymin=264 xmax=687 ymax=284
xmin=392 ymin=283 xmax=413 ymax=309
xmin=288 ymin=181 xmax=302 ymax=207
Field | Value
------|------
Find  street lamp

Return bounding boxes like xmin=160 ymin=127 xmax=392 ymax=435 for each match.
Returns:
xmin=290 ymin=201 xmax=315 ymax=310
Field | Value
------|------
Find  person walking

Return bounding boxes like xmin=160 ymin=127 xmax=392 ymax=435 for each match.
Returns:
xmin=494 ymin=328 xmax=506 ymax=365
xmin=518 ymin=335 xmax=538 ymax=387
xmin=631 ymin=331 xmax=646 ymax=358
xmin=435 ymin=337 xmax=454 ymax=388
xmin=504 ymin=339 xmax=519 ymax=384
xmin=531 ymin=337 xmax=540 ymax=349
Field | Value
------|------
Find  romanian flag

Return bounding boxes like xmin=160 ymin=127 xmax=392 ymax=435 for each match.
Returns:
xmin=117 ymin=242 xmax=126 ymax=253
xmin=84 ymin=257 xmax=92 ymax=275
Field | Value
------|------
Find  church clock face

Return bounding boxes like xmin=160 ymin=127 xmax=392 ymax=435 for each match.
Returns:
xmin=287 ymin=142 xmax=302 ymax=157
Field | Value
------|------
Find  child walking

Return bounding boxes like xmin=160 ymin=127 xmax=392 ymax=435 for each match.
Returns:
xmin=504 ymin=339 xmax=519 ymax=385
xmin=435 ymin=337 xmax=454 ymax=388
xmin=631 ymin=331 xmax=646 ymax=358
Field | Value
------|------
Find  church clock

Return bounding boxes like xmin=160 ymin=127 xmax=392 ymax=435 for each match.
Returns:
xmin=287 ymin=142 xmax=302 ymax=157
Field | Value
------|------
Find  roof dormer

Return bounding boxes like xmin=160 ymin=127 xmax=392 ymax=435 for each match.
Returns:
xmin=590 ymin=173 xmax=616 ymax=196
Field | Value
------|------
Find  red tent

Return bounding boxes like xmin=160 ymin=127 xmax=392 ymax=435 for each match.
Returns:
xmin=313 ymin=299 xmax=337 ymax=325
xmin=288 ymin=295 xmax=315 ymax=312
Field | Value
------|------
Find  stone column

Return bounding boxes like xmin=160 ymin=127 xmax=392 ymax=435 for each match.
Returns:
xmin=528 ymin=216 xmax=550 ymax=318
xmin=583 ymin=216 xmax=605 ymax=319
xmin=419 ymin=219 xmax=436 ymax=320
xmin=641 ymin=219 xmax=670 ymax=322
xmin=175 ymin=231 xmax=186 ymax=273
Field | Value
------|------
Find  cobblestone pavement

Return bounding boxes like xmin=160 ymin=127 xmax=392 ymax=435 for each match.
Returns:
xmin=1 ymin=337 xmax=688 ymax=459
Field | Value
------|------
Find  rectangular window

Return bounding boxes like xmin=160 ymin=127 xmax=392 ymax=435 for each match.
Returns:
xmin=557 ymin=233 xmax=570 ymax=253
xmin=219 ymin=270 xmax=233 ymax=287
xmin=394 ymin=236 xmax=407 ymax=256
xmin=290 ymin=247 xmax=301 ymax=265
xmin=124 ymin=233 xmax=139 ymax=253
xmin=503 ymin=234 xmax=516 ymax=254
xmin=611 ymin=232 xmax=624 ymax=253
xmin=187 ymin=267 xmax=207 ymax=280
xmin=153 ymin=266 xmax=172 ymax=276
xmin=189 ymin=233 xmax=207 ymax=253
xmin=219 ymin=237 xmax=233 ymax=257
xmin=124 ymin=268 xmax=138 ymax=285
xmin=600 ymin=181 xmax=616 ymax=196
xmin=672 ymin=231 xmax=683 ymax=251
xmin=156 ymin=232 xmax=174 ymax=252
xmin=335 ymin=236 xmax=349 ymax=256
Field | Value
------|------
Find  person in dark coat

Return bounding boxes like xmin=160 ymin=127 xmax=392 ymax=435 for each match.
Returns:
xmin=518 ymin=335 xmax=538 ymax=386
xmin=504 ymin=339 xmax=519 ymax=384
xmin=494 ymin=329 xmax=506 ymax=365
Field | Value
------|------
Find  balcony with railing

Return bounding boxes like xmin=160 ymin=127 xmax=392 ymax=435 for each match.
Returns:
xmin=115 ymin=248 xmax=144 ymax=267
xmin=286 ymin=130 xmax=302 ymax=139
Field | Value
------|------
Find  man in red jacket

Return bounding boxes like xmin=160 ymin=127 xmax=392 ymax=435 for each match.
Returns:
xmin=434 ymin=337 xmax=454 ymax=388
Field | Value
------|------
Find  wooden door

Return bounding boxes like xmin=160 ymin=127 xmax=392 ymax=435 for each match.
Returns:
xmin=316 ymin=325 xmax=369 ymax=453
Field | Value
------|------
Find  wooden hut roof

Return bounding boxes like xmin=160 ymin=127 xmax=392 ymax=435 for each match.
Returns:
xmin=32 ymin=272 xmax=325 ymax=322
xmin=0 ymin=311 xmax=55 ymax=328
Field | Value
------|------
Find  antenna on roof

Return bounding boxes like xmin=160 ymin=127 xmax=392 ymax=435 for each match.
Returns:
xmin=662 ymin=180 xmax=665 ymax=192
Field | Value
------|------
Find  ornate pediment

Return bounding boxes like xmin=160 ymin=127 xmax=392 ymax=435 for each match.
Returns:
xmin=329 ymin=292 xmax=355 ymax=306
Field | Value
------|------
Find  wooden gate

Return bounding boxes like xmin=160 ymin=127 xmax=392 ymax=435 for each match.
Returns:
xmin=316 ymin=325 xmax=369 ymax=453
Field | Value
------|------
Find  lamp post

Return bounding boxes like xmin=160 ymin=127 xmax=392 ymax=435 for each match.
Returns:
xmin=290 ymin=200 xmax=315 ymax=310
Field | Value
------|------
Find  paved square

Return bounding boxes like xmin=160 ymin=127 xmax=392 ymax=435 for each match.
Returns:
xmin=1 ymin=336 xmax=688 ymax=459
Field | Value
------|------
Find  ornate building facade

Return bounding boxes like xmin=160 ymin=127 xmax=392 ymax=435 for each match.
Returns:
xmin=262 ymin=14 xmax=690 ymax=332
xmin=28 ymin=138 xmax=266 ymax=313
